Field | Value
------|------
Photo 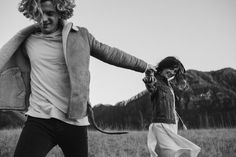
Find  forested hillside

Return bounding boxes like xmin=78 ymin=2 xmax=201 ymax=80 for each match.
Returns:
xmin=93 ymin=68 xmax=236 ymax=129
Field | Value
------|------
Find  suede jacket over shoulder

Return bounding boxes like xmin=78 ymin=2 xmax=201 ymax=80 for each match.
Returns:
xmin=0 ymin=22 xmax=147 ymax=119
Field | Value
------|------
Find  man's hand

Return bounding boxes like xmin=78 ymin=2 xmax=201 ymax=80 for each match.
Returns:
xmin=143 ymin=64 xmax=157 ymax=93
xmin=145 ymin=64 xmax=156 ymax=75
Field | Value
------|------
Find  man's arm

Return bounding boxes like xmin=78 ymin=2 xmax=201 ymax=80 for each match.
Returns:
xmin=86 ymin=28 xmax=148 ymax=73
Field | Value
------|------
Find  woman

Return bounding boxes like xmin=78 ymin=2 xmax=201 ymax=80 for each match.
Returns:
xmin=143 ymin=56 xmax=201 ymax=157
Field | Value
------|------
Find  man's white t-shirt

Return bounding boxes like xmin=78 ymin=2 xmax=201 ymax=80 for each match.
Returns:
xmin=25 ymin=30 xmax=89 ymax=126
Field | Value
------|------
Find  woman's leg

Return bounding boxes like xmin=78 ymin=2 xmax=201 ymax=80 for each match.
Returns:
xmin=147 ymin=124 xmax=158 ymax=157
xmin=14 ymin=116 xmax=57 ymax=157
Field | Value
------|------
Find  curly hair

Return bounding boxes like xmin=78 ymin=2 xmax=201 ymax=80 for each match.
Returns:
xmin=18 ymin=0 xmax=76 ymax=21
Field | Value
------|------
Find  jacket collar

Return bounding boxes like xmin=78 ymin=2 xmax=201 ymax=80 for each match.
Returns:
xmin=62 ymin=22 xmax=72 ymax=65
xmin=156 ymin=74 xmax=171 ymax=87
xmin=63 ymin=21 xmax=79 ymax=31
xmin=61 ymin=22 xmax=79 ymax=65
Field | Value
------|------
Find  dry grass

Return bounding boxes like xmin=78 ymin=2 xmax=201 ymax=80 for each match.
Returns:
xmin=0 ymin=128 xmax=235 ymax=157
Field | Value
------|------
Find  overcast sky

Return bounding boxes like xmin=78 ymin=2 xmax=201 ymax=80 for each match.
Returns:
xmin=1 ymin=0 xmax=236 ymax=105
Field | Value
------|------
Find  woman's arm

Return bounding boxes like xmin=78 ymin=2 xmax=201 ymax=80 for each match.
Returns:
xmin=143 ymin=69 xmax=158 ymax=93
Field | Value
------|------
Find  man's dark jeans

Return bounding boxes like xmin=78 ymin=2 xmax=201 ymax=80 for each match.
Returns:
xmin=14 ymin=116 xmax=88 ymax=157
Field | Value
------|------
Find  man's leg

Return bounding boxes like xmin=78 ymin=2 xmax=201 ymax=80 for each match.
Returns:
xmin=56 ymin=122 xmax=88 ymax=157
xmin=14 ymin=116 xmax=57 ymax=157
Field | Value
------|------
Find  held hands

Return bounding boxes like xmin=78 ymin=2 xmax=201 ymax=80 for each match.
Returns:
xmin=145 ymin=64 xmax=157 ymax=74
xmin=143 ymin=64 xmax=157 ymax=93
xmin=143 ymin=64 xmax=156 ymax=83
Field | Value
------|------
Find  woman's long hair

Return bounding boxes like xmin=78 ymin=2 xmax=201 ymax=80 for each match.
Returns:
xmin=155 ymin=56 xmax=187 ymax=88
xmin=18 ymin=0 xmax=75 ymax=21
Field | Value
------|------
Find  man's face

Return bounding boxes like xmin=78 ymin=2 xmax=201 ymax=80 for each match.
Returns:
xmin=38 ymin=1 xmax=60 ymax=34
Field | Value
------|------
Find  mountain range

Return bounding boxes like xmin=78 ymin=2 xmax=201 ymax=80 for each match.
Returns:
xmin=92 ymin=68 xmax=236 ymax=129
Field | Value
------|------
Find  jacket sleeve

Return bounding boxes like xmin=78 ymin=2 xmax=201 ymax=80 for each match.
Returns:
xmin=85 ymin=28 xmax=147 ymax=73
xmin=0 ymin=24 xmax=39 ymax=70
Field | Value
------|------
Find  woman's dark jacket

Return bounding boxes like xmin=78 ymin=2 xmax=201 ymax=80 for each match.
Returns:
xmin=144 ymin=75 xmax=176 ymax=124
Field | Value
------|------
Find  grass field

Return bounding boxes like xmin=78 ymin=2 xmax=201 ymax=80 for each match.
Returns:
xmin=0 ymin=128 xmax=235 ymax=157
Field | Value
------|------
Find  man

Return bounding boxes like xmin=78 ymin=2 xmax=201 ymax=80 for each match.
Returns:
xmin=0 ymin=0 xmax=155 ymax=156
